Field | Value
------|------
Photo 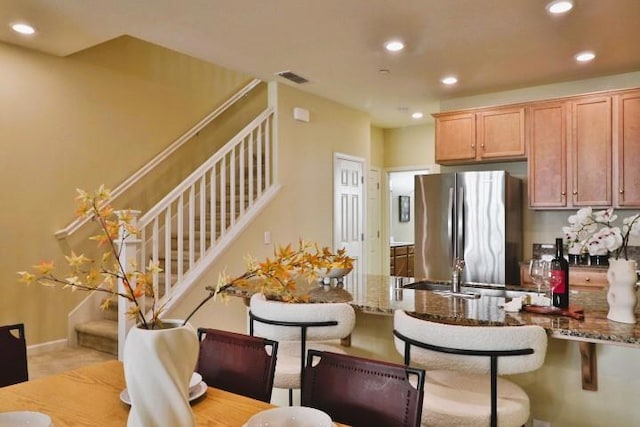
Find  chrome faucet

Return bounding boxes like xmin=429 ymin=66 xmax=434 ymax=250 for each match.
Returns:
xmin=451 ymin=258 xmax=465 ymax=293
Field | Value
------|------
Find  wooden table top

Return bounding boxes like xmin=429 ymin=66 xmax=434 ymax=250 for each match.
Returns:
xmin=0 ymin=360 xmax=346 ymax=426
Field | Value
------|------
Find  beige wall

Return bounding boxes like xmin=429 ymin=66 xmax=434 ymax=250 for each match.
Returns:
xmin=369 ymin=126 xmax=385 ymax=169
xmin=1 ymin=37 xmax=252 ymax=344
xmin=383 ymin=123 xmax=435 ymax=168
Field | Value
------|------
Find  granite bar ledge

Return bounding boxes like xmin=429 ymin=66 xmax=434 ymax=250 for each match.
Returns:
xmin=225 ymin=274 xmax=640 ymax=348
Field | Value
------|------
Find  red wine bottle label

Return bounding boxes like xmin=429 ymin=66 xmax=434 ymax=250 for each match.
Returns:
xmin=551 ymin=270 xmax=566 ymax=293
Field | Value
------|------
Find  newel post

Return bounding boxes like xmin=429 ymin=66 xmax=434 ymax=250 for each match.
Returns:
xmin=115 ymin=210 xmax=142 ymax=361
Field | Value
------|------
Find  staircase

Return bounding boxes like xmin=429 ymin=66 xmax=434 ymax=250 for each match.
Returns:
xmin=69 ymin=87 xmax=279 ymax=357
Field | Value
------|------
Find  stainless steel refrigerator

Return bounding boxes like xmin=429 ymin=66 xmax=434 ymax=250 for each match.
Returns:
xmin=414 ymin=171 xmax=522 ymax=286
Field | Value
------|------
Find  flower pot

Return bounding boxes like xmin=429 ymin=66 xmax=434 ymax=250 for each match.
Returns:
xmin=123 ymin=320 xmax=199 ymax=427
xmin=590 ymin=255 xmax=609 ymax=266
xmin=606 ymin=259 xmax=638 ymax=324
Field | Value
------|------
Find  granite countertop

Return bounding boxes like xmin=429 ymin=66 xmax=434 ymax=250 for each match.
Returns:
xmin=224 ymin=274 xmax=640 ymax=348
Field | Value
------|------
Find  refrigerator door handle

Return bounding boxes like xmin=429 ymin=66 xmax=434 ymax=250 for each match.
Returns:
xmin=458 ymin=185 xmax=465 ymax=262
xmin=448 ymin=186 xmax=455 ymax=264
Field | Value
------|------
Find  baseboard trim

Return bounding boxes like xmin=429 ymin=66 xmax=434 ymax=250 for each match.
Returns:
xmin=27 ymin=338 xmax=68 ymax=356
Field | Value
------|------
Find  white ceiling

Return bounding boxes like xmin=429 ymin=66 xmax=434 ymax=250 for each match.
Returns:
xmin=2 ymin=0 xmax=640 ymax=128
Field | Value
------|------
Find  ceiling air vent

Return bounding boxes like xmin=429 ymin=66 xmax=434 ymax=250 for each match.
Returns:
xmin=276 ymin=70 xmax=309 ymax=84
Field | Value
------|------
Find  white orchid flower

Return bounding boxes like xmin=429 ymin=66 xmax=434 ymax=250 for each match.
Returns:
xmin=566 ymin=207 xmax=640 ymax=260
xmin=592 ymin=227 xmax=623 ymax=252
xmin=623 ymin=214 xmax=640 ymax=237
xmin=562 ymin=227 xmax=578 ymax=241
xmin=575 ymin=207 xmax=593 ymax=224
xmin=593 ymin=208 xmax=617 ymax=224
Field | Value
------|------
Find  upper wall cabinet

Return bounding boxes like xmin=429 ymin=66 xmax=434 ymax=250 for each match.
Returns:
xmin=529 ymin=95 xmax=612 ymax=208
xmin=529 ymin=89 xmax=640 ymax=209
xmin=433 ymin=106 xmax=526 ymax=164
xmin=616 ymin=90 xmax=640 ymax=207
xmin=528 ymin=101 xmax=567 ymax=208
xmin=570 ymin=95 xmax=612 ymax=207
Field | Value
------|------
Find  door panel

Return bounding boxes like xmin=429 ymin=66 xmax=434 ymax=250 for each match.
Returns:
xmin=334 ymin=156 xmax=364 ymax=283
xmin=366 ymin=169 xmax=382 ymax=274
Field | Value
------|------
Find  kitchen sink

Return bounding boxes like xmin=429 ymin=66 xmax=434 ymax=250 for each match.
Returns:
xmin=401 ymin=280 xmax=539 ymax=300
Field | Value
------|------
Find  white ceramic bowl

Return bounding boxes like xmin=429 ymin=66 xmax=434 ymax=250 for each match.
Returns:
xmin=245 ymin=406 xmax=332 ymax=427
xmin=0 ymin=411 xmax=52 ymax=427
xmin=318 ymin=267 xmax=353 ymax=279
xmin=189 ymin=372 xmax=203 ymax=393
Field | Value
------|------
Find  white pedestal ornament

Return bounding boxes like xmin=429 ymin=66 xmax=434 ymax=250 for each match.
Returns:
xmin=606 ymin=258 xmax=638 ymax=324
xmin=123 ymin=319 xmax=199 ymax=427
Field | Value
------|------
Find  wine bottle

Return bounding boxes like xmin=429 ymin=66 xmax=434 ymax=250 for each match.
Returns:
xmin=551 ymin=237 xmax=569 ymax=308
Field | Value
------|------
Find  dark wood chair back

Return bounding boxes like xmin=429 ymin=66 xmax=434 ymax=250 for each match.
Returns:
xmin=0 ymin=323 xmax=28 ymax=387
xmin=196 ymin=328 xmax=278 ymax=403
xmin=301 ymin=349 xmax=425 ymax=427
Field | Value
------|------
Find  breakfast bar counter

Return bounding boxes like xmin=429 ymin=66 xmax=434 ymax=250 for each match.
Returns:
xmin=344 ymin=275 xmax=640 ymax=348
xmin=226 ymin=274 xmax=639 ymax=392
xmin=227 ymin=274 xmax=640 ymax=348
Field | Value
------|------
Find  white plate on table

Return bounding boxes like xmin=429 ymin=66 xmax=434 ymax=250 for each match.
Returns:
xmin=0 ymin=411 xmax=53 ymax=427
xmin=244 ymin=406 xmax=333 ymax=427
xmin=119 ymin=380 xmax=207 ymax=406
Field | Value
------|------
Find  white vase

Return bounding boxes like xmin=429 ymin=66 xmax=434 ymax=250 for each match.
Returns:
xmin=606 ymin=258 xmax=638 ymax=324
xmin=123 ymin=319 xmax=199 ymax=427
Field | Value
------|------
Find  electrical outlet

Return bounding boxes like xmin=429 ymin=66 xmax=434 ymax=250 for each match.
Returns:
xmin=533 ymin=420 xmax=551 ymax=427
xmin=264 ymin=231 xmax=271 ymax=245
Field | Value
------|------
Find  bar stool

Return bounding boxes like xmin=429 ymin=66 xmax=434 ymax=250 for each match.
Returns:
xmin=249 ymin=293 xmax=356 ymax=405
xmin=393 ymin=310 xmax=547 ymax=427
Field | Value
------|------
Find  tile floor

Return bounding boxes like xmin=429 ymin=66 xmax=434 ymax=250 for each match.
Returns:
xmin=28 ymin=346 xmax=116 ymax=380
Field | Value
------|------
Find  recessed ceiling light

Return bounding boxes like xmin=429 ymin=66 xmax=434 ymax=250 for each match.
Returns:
xmin=575 ymin=51 xmax=596 ymax=62
xmin=412 ymin=112 xmax=424 ymax=120
xmin=441 ymin=76 xmax=458 ymax=85
xmin=384 ymin=40 xmax=404 ymax=52
xmin=11 ymin=23 xmax=36 ymax=35
xmin=546 ymin=0 xmax=574 ymax=15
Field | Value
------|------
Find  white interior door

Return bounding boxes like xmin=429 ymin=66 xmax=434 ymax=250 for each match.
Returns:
xmin=334 ymin=154 xmax=364 ymax=282
xmin=367 ymin=168 xmax=382 ymax=274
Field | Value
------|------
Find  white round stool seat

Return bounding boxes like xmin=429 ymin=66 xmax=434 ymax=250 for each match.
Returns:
xmin=422 ymin=370 xmax=529 ymax=427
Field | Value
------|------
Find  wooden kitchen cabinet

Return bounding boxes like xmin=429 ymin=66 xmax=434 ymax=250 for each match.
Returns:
xmin=520 ymin=263 xmax=607 ymax=290
xmin=476 ymin=107 xmax=526 ymax=160
xmin=390 ymin=244 xmax=414 ymax=277
xmin=434 ymin=112 xmax=476 ymax=163
xmin=528 ymin=101 xmax=568 ymax=207
xmin=528 ymin=94 xmax=613 ymax=208
xmin=434 ymin=106 xmax=525 ymax=164
xmin=616 ymin=90 xmax=640 ymax=207
xmin=570 ymin=95 xmax=612 ymax=206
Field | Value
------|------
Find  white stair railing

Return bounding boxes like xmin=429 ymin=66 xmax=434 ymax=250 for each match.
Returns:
xmin=119 ymin=106 xmax=277 ymax=356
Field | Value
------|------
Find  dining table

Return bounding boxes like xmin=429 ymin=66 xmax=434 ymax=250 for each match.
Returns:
xmin=0 ymin=360 xmax=348 ymax=426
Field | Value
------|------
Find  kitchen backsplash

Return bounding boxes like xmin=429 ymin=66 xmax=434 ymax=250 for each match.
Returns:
xmin=532 ymin=243 xmax=640 ymax=265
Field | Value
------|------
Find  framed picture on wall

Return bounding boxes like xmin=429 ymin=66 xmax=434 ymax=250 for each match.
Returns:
xmin=399 ymin=195 xmax=410 ymax=222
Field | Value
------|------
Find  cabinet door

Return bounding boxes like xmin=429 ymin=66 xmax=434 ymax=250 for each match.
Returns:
xmin=476 ymin=107 xmax=526 ymax=160
xmin=407 ymin=245 xmax=415 ymax=277
xmin=434 ymin=112 xmax=476 ymax=163
xmin=616 ymin=90 xmax=640 ymax=207
xmin=528 ymin=102 xmax=567 ymax=207
xmin=570 ymin=96 xmax=612 ymax=206
xmin=394 ymin=246 xmax=409 ymax=277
